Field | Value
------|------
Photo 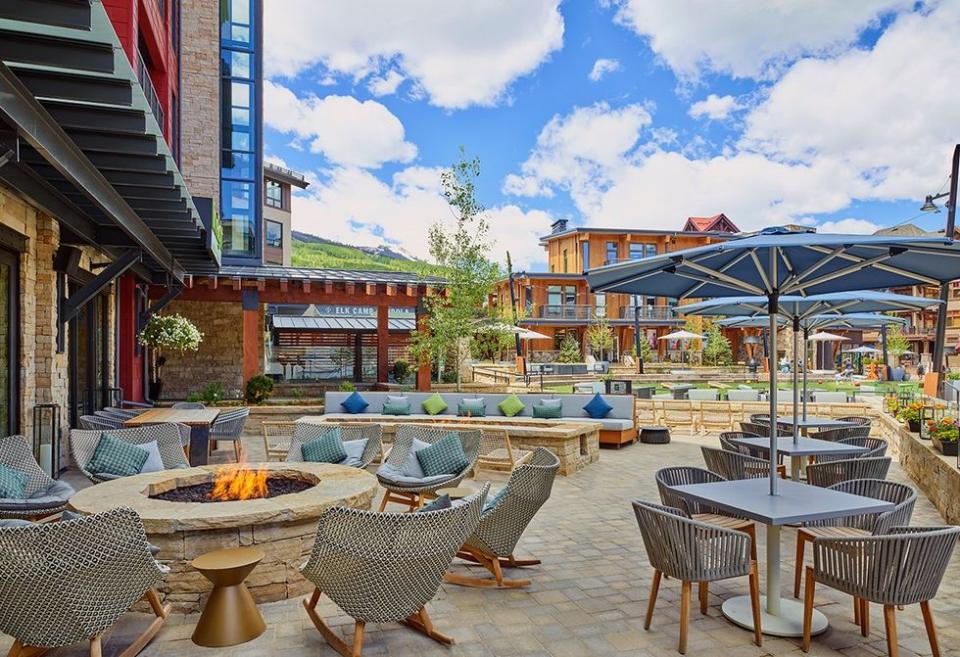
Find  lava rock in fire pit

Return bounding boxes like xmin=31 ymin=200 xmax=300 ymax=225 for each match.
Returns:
xmin=151 ymin=473 xmax=314 ymax=503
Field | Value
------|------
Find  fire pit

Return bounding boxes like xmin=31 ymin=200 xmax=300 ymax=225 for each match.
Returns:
xmin=69 ymin=462 xmax=377 ymax=613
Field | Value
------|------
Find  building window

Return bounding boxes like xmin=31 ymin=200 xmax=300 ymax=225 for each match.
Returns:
xmin=646 ymin=243 xmax=657 ymax=258
xmin=562 ymin=249 xmax=568 ymax=273
xmin=581 ymin=241 xmax=590 ymax=270
xmin=594 ymin=293 xmax=606 ymax=318
xmin=0 ymin=248 xmax=19 ymax=434
xmin=606 ymin=241 xmax=618 ymax=264
xmin=265 ymin=179 xmax=284 ymax=209
xmin=265 ymin=220 xmax=283 ymax=248
xmin=629 ymin=243 xmax=657 ymax=260
xmin=221 ymin=180 xmax=255 ymax=255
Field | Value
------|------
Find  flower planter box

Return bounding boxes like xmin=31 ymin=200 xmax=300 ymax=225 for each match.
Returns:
xmin=907 ymin=419 xmax=921 ymax=433
xmin=932 ymin=437 xmax=959 ymax=456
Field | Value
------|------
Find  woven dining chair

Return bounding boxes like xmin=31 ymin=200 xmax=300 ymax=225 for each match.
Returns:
xmin=208 ymin=407 xmax=250 ymax=461
xmin=0 ymin=435 xmax=75 ymax=520
xmin=286 ymin=422 xmax=382 ymax=468
xmin=813 ymin=437 xmax=887 ymax=463
xmin=655 ymin=466 xmax=757 ymax=561
xmin=739 ymin=421 xmax=791 ymax=437
xmin=261 ymin=420 xmax=296 ymax=461
xmin=836 ymin=415 xmax=872 ymax=426
xmin=633 ymin=500 xmax=761 ymax=654
xmin=70 ymin=423 xmax=190 ymax=483
xmin=172 ymin=401 xmax=206 ymax=409
xmin=446 ymin=447 xmax=559 ymax=589
xmin=0 ymin=507 xmax=169 ymax=657
xmin=808 ymin=425 xmax=871 ymax=442
xmin=376 ymin=424 xmax=481 ymax=511
xmin=300 ymin=485 xmax=488 ymax=657
xmin=802 ymin=526 xmax=960 ymax=657
xmin=793 ymin=478 xmax=915 ymax=601
xmin=806 ymin=457 xmax=891 ymax=488
xmin=78 ymin=414 xmax=122 ymax=431
xmin=701 ymin=446 xmax=768 ymax=480
xmin=720 ymin=432 xmax=787 ymax=478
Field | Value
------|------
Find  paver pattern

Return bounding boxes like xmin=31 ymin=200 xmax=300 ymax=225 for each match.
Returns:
xmin=3 ymin=430 xmax=958 ymax=657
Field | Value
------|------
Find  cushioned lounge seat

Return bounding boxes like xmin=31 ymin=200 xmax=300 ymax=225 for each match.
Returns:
xmin=0 ymin=435 xmax=76 ymax=520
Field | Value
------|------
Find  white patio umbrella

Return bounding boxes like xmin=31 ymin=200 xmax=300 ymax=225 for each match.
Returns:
xmin=843 ymin=345 xmax=881 ymax=354
xmin=807 ymin=331 xmax=849 ymax=373
xmin=658 ymin=329 xmax=704 ymax=364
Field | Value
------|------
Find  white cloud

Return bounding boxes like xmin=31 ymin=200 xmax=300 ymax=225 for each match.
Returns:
xmin=816 ymin=218 xmax=882 ymax=234
xmin=368 ymin=70 xmax=405 ymax=96
xmin=264 ymin=81 xmax=417 ymax=168
xmin=588 ymin=58 xmax=621 ymax=82
xmin=688 ymin=94 xmax=741 ymax=120
xmin=264 ymin=1 xmax=564 ymax=109
xmin=608 ymin=0 xmax=912 ymax=79
xmin=292 ymin=166 xmax=550 ymax=268
xmin=742 ymin=1 xmax=960 ymax=200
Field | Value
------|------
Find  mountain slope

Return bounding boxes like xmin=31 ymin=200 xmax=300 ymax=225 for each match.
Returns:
xmin=291 ymin=230 xmax=447 ymax=275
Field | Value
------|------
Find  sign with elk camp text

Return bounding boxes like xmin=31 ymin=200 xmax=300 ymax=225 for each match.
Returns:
xmin=309 ymin=305 xmax=416 ymax=319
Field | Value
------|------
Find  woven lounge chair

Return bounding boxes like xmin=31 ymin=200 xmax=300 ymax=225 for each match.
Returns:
xmin=473 ymin=427 xmax=532 ymax=479
xmin=633 ymin=500 xmax=761 ymax=654
xmin=806 ymin=456 xmax=891 ymax=488
xmin=656 ymin=466 xmax=757 ymax=561
xmin=209 ymin=407 xmax=250 ymax=461
xmin=0 ymin=435 xmax=75 ymax=520
xmin=300 ymin=485 xmax=488 ymax=657
xmin=701 ymin=446 xmax=768 ymax=480
xmin=446 ymin=447 xmax=559 ymax=589
xmin=802 ymin=526 xmax=960 ymax=657
xmin=376 ymin=425 xmax=480 ymax=511
xmin=793 ymin=478 xmax=915 ymax=600
xmin=70 ymin=423 xmax=190 ymax=483
xmin=261 ymin=420 xmax=296 ymax=461
xmin=286 ymin=423 xmax=382 ymax=468
xmin=0 ymin=507 xmax=169 ymax=657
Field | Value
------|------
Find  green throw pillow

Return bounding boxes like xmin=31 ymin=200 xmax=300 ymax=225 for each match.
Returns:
xmin=0 ymin=464 xmax=29 ymax=499
xmin=498 ymin=394 xmax=525 ymax=417
xmin=416 ymin=433 xmax=469 ymax=477
xmin=382 ymin=400 xmax=411 ymax=415
xmin=87 ymin=433 xmax=149 ymax=477
xmin=457 ymin=398 xmax=486 ymax=417
xmin=302 ymin=428 xmax=347 ymax=463
xmin=532 ymin=403 xmax=562 ymax=419
xmin=422 ymin=393 xmax=448 ymax=416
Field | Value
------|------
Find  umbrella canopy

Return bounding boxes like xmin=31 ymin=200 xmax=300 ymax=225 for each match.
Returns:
xmin=807 ymin=331 xmax=849 ymax=342
xmin=658 ymin=329 xmax=705 ymax=341
xmin=716 ymin=312 xmax=908 ymax=330
xmin=473 ymin=321 xmax=550 ymax=340
xmin=844 ymin=345 xmax=881 ymax=354
xmin=679 ymin=291 xmax=941 ymax=320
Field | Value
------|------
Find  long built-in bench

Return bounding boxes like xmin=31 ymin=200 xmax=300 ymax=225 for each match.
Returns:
xmin=320 ymin=391 xmax=637 ymax=447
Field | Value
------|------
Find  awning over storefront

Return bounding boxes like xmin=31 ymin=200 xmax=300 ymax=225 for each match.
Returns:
xmin=0 ymin=0 xmax=219 ymax=281
xmin=272 ymin=316 xmax=416 ymax=332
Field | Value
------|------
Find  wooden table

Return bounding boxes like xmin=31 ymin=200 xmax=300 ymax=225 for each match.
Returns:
xmin=124 ymin=408 xmax=220 ymax=466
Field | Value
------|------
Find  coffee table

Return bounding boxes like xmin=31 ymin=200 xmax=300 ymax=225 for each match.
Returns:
xmin=191 ymin=546 xmax=267 ymax=647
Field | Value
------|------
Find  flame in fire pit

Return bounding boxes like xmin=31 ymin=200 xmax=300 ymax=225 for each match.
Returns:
xmin=210 ymin=467 xmax=269 ymax=501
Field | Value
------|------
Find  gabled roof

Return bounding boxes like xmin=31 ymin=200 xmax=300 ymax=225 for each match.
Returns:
xmin=683 ymin=213 xmax=740 ymax=233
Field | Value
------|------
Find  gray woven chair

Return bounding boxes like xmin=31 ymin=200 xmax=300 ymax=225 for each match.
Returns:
xmin=0 ymin=507 xmax=169 ymax=657
xmin=209 ymin=407 xmax=250 ymax=461
xmin=836 ymin=415 xmax=871 ymax=426
xmin=78 ymin=414 xmax=122 ymax=431
xmin=806 ymin=456 xmax=891 ymax=488
xmin=70 ymin=423 xmax=190 ymax=483
xmin=633 ymin=500 xmax=761 ymax=654
xmin=445 ymin=447 xmax=559 ymax=589
xmin=719 ymin=432 xmax=787 ymax=478
xmin=814 ymin=437 xmax=887 ymax=463
xmin=740 ymin=421 xmax=791 ymax=437
xmin=802 ymin=526 xmax=960 ymax=657
xmin=301 ymin=484 xmax=488 ymax=657
xmin=701 ymin=446 xmax=768 ymax=480
xmin=103 ymin=407 xmax=141 ymax=419
xmin=793 ymin=478 xmax=916 ymax=600
xmin=376 ymin=424 xmax=481 ymax=511
xmin=655 ymin=466 xmax=757 ymax=561
xmin=0 ymin=435 xmax=75 ymax=520
xmin=809 ymin=425 xmax=871 ymax=442
xmin=172 ymin=401 xmax=205 ymax=409
xmin=286 ymin=423 xmax=382 ymax=468
xmin=748 ymin=413 xmax=770 ymax=423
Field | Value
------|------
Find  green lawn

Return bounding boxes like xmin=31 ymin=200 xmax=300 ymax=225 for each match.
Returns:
xmin=543 ymin=380 xmax=920 ymax=396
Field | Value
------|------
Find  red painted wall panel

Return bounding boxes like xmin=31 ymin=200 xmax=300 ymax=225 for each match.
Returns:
xmin=118 ymin=275 xmax=145 ymax=403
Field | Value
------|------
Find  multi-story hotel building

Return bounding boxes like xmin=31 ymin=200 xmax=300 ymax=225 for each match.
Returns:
xmin=493 ymin=215 xmax=739 ymax=362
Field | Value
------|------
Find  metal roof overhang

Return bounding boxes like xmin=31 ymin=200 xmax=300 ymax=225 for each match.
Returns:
xmin=272 ymin=316 xmax=417 ymax=332
xmin=0 ymin=0 xmax=220 ymax=282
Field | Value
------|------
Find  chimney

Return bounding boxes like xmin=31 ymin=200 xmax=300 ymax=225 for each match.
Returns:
xmin=550 ymin=218 xmax=569 ymax=234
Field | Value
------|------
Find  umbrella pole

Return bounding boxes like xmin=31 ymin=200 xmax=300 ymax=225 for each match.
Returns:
xmin=792 ymin=317 xmax=800 ymax=444
xmin=768 ymin=294 xmax=779 ymax=496
xmin=802 ymin=326 xmax=809 ymax=421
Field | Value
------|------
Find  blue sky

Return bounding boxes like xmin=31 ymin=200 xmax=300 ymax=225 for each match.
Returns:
xmin=262 ymin=1 xmax=958 ymax=270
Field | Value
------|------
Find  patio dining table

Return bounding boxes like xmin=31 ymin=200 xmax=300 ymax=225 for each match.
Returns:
xmin=672 ymin=477 xmax=893 ymax=638
xmin=731 ymin=435 xmax=868 ymax=480
xmin=124 ymin=407 xmax=221 ymax=466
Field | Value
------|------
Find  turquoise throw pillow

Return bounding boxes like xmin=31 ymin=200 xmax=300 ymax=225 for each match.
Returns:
xmin=0 ymin=464 xmax=29 ymax=498
xmin=416 ymin=433 xmax=469 ymax=477
xmin=483 ymin=486 xmax=509 ymax=513
xmin=418 ymin=494 xmax=452 ymax=512
xmin=532 ymin=403 xmax=562 ymax=419
xmin=302 ymin=428 xmax=347 ymax=463
xmin=87 ymin=434 xmax=149 ymax=477
xmin=457 ymin=398 xmax=486 ymax=417
xmin=382 ymin=400 xmax=411 ymax=415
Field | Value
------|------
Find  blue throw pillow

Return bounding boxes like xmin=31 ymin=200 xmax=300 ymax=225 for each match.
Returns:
xmin=302 ymin=428 xmax=348 ymax=463
xmin=483 ymin=486 xmax=509 ymax=513
xmin=340 ymin=391 xmax=369 ymax=414
xmin=418 ymin=494 xmax=452 ymax=513
xmin=0 ymin=464 xmax=29 ymax=499
xmin=583 ymin=393 xmax=613 ymax=419
xmin=417 ymin=433 xmax=469 ymax=477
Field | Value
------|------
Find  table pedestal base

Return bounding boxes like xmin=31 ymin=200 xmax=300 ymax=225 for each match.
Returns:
xmin=722 ymin=595 xmax=827 ymax=638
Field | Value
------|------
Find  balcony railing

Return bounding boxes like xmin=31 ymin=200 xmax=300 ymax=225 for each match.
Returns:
xmin=618 ymin=305 xmax=677 ymax=321
xmin=529 ymin=305 xmax=677 ymax=321
xmin=136 ymin=55 xmax=165 ymax=131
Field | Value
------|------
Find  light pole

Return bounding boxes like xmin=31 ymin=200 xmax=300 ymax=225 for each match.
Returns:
xmin=924 ymin=144 xmax=959 ymax=394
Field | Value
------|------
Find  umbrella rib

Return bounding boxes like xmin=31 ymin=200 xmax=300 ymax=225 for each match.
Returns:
xmin=783 ymin=251 xmax=894 ymax=294
xmin=781 ymin=246 xmax=844 ymax=290
xmin=749 ymin=250 xmax=772 ymax=293
xmin=682 ymin=250 xmax=754 ymax=299
xmin=672 ymin=270 xmax=756 ymax=296
xmin=801 ymin=245 xmax=941 ymax=287
xmin=680 ymin=260 xmax=765 ymax=295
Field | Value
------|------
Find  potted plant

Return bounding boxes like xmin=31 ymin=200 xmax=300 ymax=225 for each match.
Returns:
xmin=928 ymin=417 xmax=959 ymax=456
xmin=138 ymin=314 xmax=203 ymax=400
xmin=896 ymin=402 xmax=923 ymax=434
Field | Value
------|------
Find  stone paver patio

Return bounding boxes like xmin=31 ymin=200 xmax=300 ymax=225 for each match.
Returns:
xmin=3 ymin=431 xmax=958 ymax=657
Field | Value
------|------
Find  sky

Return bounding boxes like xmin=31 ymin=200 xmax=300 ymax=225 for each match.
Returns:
xmin=262 ymin=0 xmax=959 ymax=271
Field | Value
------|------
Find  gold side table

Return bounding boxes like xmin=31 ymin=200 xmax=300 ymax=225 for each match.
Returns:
xmin=191 ymin=546 xmax=267 ymax=647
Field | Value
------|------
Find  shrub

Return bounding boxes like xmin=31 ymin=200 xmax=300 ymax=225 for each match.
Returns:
xmin=187 ymin=381 xmax=225 ymax=405
xmin=244 ymin=374 xmax=274 ymax=405
xmin=392 ymin=359 xmax=412 ymax=383
xmin=338 ymin=381 xmax=357 ymax=392
xmin=290 ymin=387 xmax=305 ymax=401
xmin=555 ymin=334 xmax=582 ymax=363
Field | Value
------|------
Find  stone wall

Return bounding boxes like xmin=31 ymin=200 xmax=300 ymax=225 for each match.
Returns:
xmin=179 ymin=0 xmax=220 ymax=204
xmin=159 ymin=299 xmax=264 ymax=400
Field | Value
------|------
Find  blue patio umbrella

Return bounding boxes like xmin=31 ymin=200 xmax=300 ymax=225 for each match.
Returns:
xmin=587 ymin=227 xmax=960 ymax=494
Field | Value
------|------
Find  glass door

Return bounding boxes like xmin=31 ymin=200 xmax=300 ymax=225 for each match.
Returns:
xmin=0 ymin=248 xmax=19 ymax=435
xmin=68 ymin=286 xmax=108 ymax=427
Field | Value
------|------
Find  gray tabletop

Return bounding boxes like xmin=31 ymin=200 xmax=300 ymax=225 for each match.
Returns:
xmin=732 ymin=436 xmax=870 ymax=457
xmin=672 ymin=478 xmax=894 ymax=525
xmin=774 ymin=416 xmax=855 ymax=429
